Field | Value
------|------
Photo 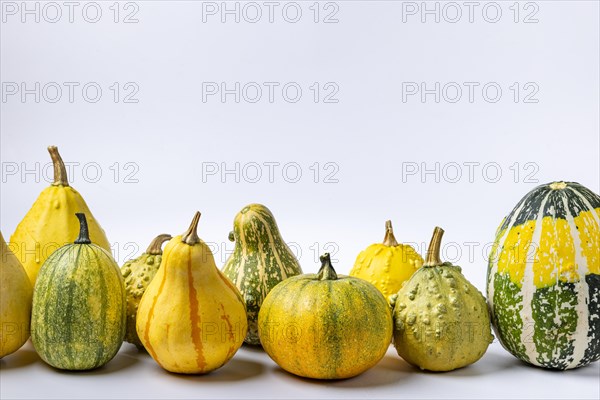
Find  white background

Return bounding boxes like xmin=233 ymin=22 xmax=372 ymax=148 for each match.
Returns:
xmin=1 ymin=1 xmax=599 ymax=399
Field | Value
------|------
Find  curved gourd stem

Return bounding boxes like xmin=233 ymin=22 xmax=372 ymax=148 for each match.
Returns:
xmin=182 ymin=212 xmax=201 ymax=245
xmin=317 ymin=253 xmax=338 ymax=281
xmin=74 ymin=213 xmax=92 ymax=244
xmin=424 ymin=227 xmax=444 ymax=267
xmin=382 ymin=220 xmax=399 ymax=247
xmin=48 ymin=146 xmax=69 ymax=187
xmin=145 ymin=234 xmax=172 ymax=255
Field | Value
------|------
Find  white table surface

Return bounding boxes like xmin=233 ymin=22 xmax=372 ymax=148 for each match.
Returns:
xmin=1 ymin=338 xmax=598 ymax=399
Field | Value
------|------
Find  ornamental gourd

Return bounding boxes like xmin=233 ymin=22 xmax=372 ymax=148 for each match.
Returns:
xmin=121 ymin=234 xmax=172 ymax=349
xmin=392 ymin=227 xmax=493 ymax=371
xmin=258 ymin=253 xmax=393 ymax=379
xmin=11 ymin=146 xmax=111 ymax=284
xmin=223 ymin=204 xmax=303 ymax=345
xmin=31 ymin=213 xmax=126 ymax=370
xmin=0 ymin=231 xmax=33 ymax=358
xmin=136 ymin=212 xmax=247 ymax=374
xmin=487 ymin=181 xmax=600 ymax=369
xmin=350 ymin=220 xmax=423 ymax=299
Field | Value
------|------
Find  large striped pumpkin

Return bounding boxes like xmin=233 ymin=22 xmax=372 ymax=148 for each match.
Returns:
xmin=487 ymin=181 xmax=599 ymax=369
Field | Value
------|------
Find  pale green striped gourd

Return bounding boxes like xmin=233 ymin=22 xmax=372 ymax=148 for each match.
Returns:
xmin=222 ymin=204 xmax=303 ymax=345
xmin=31 ymin=213 xmax=126 ymax=370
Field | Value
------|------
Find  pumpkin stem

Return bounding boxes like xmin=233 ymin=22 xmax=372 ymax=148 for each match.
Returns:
xmin=382 ymin=220 xmax=399 ymax=247
xmin=145 ymin=234 xmax=172 ymax=255
xmin=228 ymin=231 xmax=235 ymax=242
xmin=549 ymin=181 xmax=567 ymax=190
xmin=424 ymin=227 xmax=444 ymax=267
xmin=182 ymin=212 xmax=201 ymax=245
xmin=48 ymin=146 xmax=69 ymax=187
xmin=317 ymin=253 xmax=338 ymax=281
xmin=74 ymin=213 xmax=92 ymax=244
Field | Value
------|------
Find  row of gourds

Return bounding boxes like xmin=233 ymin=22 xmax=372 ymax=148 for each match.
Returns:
xmin=1 ymin=146 xmax=599 ymax=378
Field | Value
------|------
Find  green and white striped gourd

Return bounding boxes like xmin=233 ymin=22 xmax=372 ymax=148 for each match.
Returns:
xmin=487 ymin=181 xmax=599 ymax=369
xmin=222 ymin=204 xmax=303 ymax=345
xmin=31 ymin=213 xmax=126 ymax=370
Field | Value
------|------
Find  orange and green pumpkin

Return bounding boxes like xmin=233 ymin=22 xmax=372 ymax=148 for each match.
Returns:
xmin=258 ymin=253 xmax=392 ymax=379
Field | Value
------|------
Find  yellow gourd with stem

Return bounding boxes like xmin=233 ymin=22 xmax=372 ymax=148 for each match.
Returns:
xmin=10 ymin=146 xmax=111 ymax=284
xmin=350 ymin=220 xmax=423 ymax=299
xmin=136 ymin=212 xmax=247 ymax=374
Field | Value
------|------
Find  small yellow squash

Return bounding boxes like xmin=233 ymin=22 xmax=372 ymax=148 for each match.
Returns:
xmin=350 ymin=220 xmax=423 ymax=299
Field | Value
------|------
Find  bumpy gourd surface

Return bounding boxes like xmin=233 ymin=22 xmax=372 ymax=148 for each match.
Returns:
xmin=122 ymin=253 xmax=162 ymax=348
xmin=393 ymin=264 xmax=492 ymax=371
xmin=0 ymin=232 xmax=33 ymax=358
xmin=137 ymin=236 xmax=248 ymax=374
xmin=352 ymin=243 xmax=423 ymax=298
xmin=487 ymin=181 xmax=600 ymax=369
xmin=31 ymin=244 xmax=126 ymax=370
xmin=258 ymin=274 xmax=393 ymax=379
xmin=223 ymin=204 xmax=302 ymax=345
xmin=11 ymin=185 xmax=111 ymax=284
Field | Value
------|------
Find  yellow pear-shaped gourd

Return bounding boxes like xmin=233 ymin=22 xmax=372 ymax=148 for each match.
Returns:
xmin=0 ymin=231 xmax=33 ymax=358
xmin=10 ymin=146 xmax=111 ymax=284
xmin=136 ymin=212 xmax=248 ymax=374
xmin=350 ymin=220 xmax=423 ymax=299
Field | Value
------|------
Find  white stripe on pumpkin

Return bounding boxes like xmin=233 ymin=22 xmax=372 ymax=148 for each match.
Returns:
xmin=520 ymin=190 xmax=552 ymax=366
xmin=560 ymin=190 xmax=590 ymax=369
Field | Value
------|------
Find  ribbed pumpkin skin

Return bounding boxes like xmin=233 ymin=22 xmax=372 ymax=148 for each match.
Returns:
xmin=393 ymin=264 xmax=492 ymax=371
xmin=223 ymin=204 xmax=302 ymax=345
xmin=31 ymin=243 xmax=126 ymax=370
xmin=351 ymin=243 xmax=423 ymax=299
xmin=258 ymin=274 xmax=393 ymax=379
xmin=136 ymin=235 xmax=248 ymax=374
xmin=487 ymin=181 xmax=600 ymax=369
